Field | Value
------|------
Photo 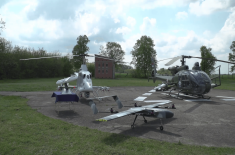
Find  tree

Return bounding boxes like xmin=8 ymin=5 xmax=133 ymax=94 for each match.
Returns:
xmin=200 ymin=46 xmax=216 ymax=76
xmin=229 ymin=41 xmax=235 ymax=72
xmin=87 ymin=63 xmax=95 ymax=77
xmin=131 ymin=35 xmax=157 ymax=78
xmin=99 ymin=42 xmax=125 ymax=69
xmin=72 ymin=35 xmax=90 ymax=70
xmin=0 ymin=14 xmax=6 ymax=35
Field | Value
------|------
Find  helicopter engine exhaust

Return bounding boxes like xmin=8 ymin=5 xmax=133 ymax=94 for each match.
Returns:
xmin=168 ymin=65 xmax=189 ymax=75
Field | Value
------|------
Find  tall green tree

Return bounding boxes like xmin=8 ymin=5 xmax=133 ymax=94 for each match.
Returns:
xmin=200 ymin=46 xmax=216 ymax=76
xmin=99 ymin=42 xmax=125 ymax=69
xmin=229 ymin=41 xmax=235 ymax=72
xmin=131 ymin=35 xmax=157 ymax=78
xmin=72 ymin=35 xmax=90 ymax=70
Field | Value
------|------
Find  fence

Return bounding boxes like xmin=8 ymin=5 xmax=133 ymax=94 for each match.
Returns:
xmin=221 ymin=74 xmax=235 ymax=79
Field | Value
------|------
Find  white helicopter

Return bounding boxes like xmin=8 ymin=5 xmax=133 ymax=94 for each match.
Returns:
xmin=20 ymin=54 xmax=123 ymax=114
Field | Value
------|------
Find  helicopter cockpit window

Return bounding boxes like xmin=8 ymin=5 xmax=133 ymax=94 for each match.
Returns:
xmin=199 ymin=71 xmax=211 ymax=82
xmin=90 ymin=74 xmax=91 ymax=79
xmin=83 ymin=74 xmax=86 ymax=79
xmin=87 ymin=75 xmax=89 ymax=79
xmin=190 ymin=70 xmax=211 ymax=83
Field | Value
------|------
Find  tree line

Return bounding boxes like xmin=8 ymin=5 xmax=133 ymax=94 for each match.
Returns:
xmin=0 ymin=33 xmax=234 ymax=79
xmin=0 ymin=37 xmax=73 ymax=79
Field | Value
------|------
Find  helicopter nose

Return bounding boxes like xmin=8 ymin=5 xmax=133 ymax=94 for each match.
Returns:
xmin=165 ymin=111 xmax=174 ymax=118
xmin=84 ymin=82 xmax=93 ymax=92
xmin=198 ymin=84 xmax=205 ymax=94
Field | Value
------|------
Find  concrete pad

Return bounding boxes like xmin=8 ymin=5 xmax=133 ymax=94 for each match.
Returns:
xmin=184 ymin=99 xmax=212 ymax=102
xmin=222 ymin=99 xmax=235 ymax=101
xmin=216 ymin=96 xmax=235 ymax=99
xmin=1 ymin=87 xmax=235 ymax=147
xmin=133 ymin=96 xmax=147 ymax=101
xmin=142 ymin=93 xmax=152 ymax=96
xmin=144 ymin=100 xmax=171 ymax=103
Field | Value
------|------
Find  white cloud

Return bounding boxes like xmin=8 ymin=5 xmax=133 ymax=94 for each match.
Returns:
xmin=189 ymin=0 xmax=235 ymax=16
xmin=126 ymin=16 xmax=136 ymax=27
xmin=140 ymin=17 xmax=156 ymax=34
xmin=175 ymin=11 xmax=188 ymax=20
xmin=131 ymin=0 xmax=198 ymax=9
xmin=208 ymin=10 xmax=235 ymax=53
xmin=116 ymin=26 xmax=131 ymax=34
xmin=203 ymin=30 xmax=212 ymax=39
xmin=114 ymin=18 xmax=120 ymax=23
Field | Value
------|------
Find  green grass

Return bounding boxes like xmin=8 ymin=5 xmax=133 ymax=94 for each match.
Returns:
xmin=0 ymin=77 xmax=161 ymax=92
xmin=214 ymin=75 xmax=235 ymax=91
xmin=1 ymin=95 xmax=234 ymax=155
xmin=0 ymin=75 xmax=234 ymax=92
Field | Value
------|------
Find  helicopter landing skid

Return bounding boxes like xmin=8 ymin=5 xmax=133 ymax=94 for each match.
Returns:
xmin=168 ymin=89 xmax=183 ymax=100
xmin=201 ymin=95 xmax=211 ymax=100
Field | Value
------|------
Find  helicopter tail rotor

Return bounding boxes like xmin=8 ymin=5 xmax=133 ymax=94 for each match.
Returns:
xmin=112 ymin=95 xmax=123 ymax=109
xmin=89 ymin=100 xmax=98 ymax=114
xmin=151 ymin=57 xmax=157 ymax=77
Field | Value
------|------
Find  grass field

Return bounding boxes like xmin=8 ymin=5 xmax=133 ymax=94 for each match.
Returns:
xmin=0 ymin=74 xmax=234 ymax=92
xmin=0 ymin=76 xmax=161 ymax=92
xmin=0 ymin=76 xmax=235 ymax=154
xmin=1 ymin=95 xmax=235 ymax=155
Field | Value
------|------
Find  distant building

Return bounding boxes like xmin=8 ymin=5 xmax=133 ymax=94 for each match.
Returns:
xmin=95 ymin=54 xmax=115 ymax=79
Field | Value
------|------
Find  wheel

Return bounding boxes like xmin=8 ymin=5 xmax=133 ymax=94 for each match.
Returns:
xmin=144 ymin=120 xmax=147 ymax=123
xmin=160 ymin=126 xmax=163 ymax=131
xmin=131 ymin=125 xmax=134 ymax=129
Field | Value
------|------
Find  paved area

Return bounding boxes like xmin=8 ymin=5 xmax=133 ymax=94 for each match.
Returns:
xmin=0 ymin=87 xmax=235 ymax=147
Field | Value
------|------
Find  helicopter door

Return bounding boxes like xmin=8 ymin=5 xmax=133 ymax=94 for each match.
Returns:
xmin=181 ymin=74 xmax=190 ymax=88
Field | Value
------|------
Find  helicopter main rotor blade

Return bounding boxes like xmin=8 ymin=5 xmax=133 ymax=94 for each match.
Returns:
xmin=158 ymin=57 xmax=175 ymax=62
xmin=190 ymin=56 xmax=235 ymax=65
xmin=20 ymin=54 xmax=95 ymax=61
xmin=94 ymin=54 xmax=126 ymax=63
xmin=94 ymin=55 xmax=115 ymax=61
xmin=20 ymin=56 xmax=62 ymax=60
xmin=73 ymin=54 xmax=94 ymax=57
xmin=165 ymin=56 xmax=182 ymax=66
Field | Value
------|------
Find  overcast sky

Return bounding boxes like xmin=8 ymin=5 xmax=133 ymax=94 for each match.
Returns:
xmin=1 ymin=0 xmax=235 ymax=73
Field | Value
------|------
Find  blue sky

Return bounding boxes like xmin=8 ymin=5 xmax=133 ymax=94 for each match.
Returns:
xmin=0 ymin=0 xmax=235 ymax=73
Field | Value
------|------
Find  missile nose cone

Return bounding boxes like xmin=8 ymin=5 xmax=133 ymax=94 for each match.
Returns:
xmin=166 ymin=111 xmax=174 ymax=118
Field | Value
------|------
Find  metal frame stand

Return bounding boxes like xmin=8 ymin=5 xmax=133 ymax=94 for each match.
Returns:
xmin=131 ymin=115 xmax=138 ymax=129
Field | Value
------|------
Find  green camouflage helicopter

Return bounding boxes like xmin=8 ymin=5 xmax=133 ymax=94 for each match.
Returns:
xmin=149 ymin=55 xmax=235 ymax=99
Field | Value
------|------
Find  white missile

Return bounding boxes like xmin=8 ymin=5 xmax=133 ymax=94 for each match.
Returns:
xmin=154 ymin=83 xmax=166 ymax=91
